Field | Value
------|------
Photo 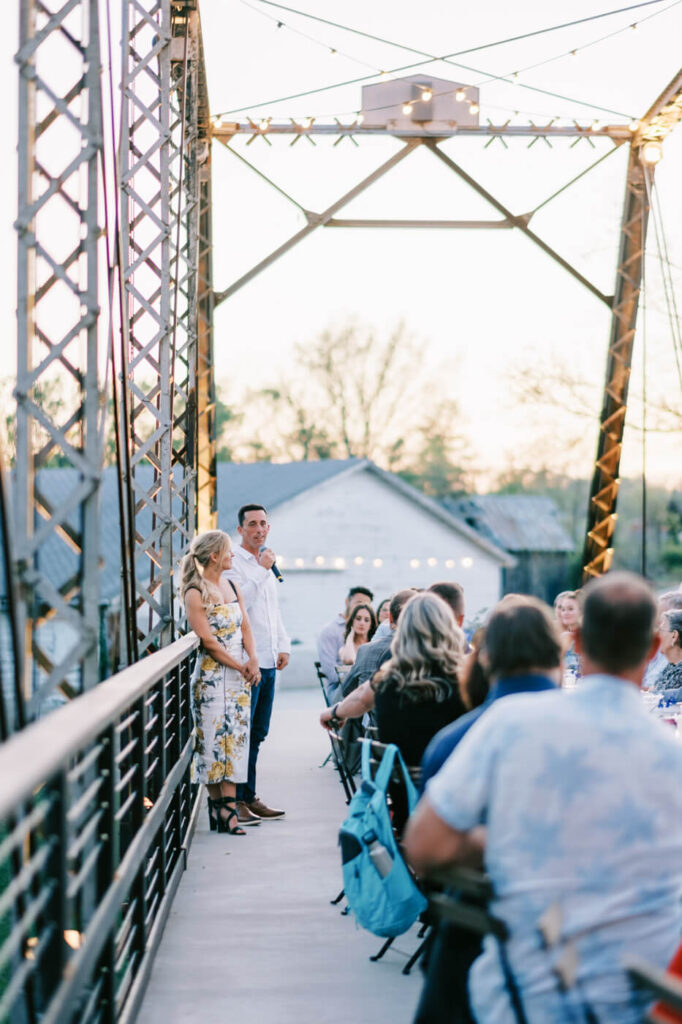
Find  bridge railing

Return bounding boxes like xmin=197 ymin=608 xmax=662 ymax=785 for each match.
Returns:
xmin=0 ymin=633 xmax=200 ymax=1024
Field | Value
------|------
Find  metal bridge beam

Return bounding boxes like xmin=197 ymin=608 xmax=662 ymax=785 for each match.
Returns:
xmin=120 ymin=0 xmax=212 ymax=654
xmin=582 ymin=69 xmax=682 ymax=580
xmin=15 ymin=0 xmax=104 ymax=711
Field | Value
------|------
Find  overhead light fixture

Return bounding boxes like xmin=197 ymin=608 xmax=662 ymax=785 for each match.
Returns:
xmin=641 ymin=139 xmax=663 ymax=164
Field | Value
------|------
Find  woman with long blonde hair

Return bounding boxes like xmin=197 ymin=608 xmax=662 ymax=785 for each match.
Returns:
xmin=180 ymin=530 xmax=260 ymax=835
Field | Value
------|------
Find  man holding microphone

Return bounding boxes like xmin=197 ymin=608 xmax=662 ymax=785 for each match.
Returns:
xmin=225 ymin=503 xmax=290 ymax=824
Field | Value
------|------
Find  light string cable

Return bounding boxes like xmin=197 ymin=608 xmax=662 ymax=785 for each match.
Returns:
xmin=219 ymin=0 xmax=679 ymax=120
xmin=645 ymin=171 xmax=682 ymax=393
xmin=641 ymin=165 xmax=649 ymax=578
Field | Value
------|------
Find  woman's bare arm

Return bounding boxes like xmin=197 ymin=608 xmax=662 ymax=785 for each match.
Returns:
xmin=320 ymin=680 xmax=375 ymax=730
xmin=185 ymin=590 xmax=246 ymax=673
xmin=233 ymin=583 xmax=260 ymax=684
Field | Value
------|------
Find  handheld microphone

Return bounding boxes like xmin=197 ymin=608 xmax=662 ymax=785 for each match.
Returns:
xmin=260 ymin=545 xmax=284 ymax=583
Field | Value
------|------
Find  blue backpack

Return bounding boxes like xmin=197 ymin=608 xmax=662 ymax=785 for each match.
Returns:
xmin=338 ymin=740 xmax=427 ymax=938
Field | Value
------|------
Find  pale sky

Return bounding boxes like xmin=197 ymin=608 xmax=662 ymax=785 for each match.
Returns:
xmin=2 ymin=0 xmax=681 ymax=487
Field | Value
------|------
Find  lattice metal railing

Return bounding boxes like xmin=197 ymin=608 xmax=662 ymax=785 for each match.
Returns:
xmin=14 ymin=0 xmax=105 ymax=709
xmin=0 ymin=632 xmax=199 ymax=1024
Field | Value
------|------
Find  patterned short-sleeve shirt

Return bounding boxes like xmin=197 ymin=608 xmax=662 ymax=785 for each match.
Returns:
xmin=427 ymin=674 xmax=682 ymax=1023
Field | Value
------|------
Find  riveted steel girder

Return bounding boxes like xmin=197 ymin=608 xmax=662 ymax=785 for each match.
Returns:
xmin=15 ymin=0 xmax=105 ymax=711
xmin=119 ymin=0 xmax=211 ymax=655
xmin=582 ymin=69 xmax=682 ymax=581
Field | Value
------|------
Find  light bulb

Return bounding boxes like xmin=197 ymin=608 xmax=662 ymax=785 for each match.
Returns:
xmin=329 ymin=48 xmax=337 ymax=56
xmin=410 ymin=559 xmax=420 ymax=569
xmin=354 ymin=556 xmax=364 ymax=566
xmin=629 ymin=119 xmax=639 ymax=132
xmin=469 ymin=102 xmax=479 ymax=115
xmin=461 ymin=557 xmax=474 ymax=569
xmin=259 ymin=118 xmax=269 ymax=131
xmin=373 ymin=558 xmax=383 ymax=568
xmin=421 ymin=88 xmax=432 ymax=101
xmin=295 ymin=557 xmax=304 ymax=568
xmin=402 ymin=103 xmax=413 ymax=115
xmin=512 ymin=72 xmax=519 ymax=84
xmin=455 ymin=88 xmax=466 ymax=102
xmin=445 ymin=559 xmax=455 ymax=569
xmin=641 ymin=140 xmax=663 ymax=164
xmin=315 ymin=555 xmax=325 ymax=565
xmin=356 ymin=112 xmax=364 ymax=124
xmin=303 ymin=116 xmax=313 ymax=129
xmin=334 ymin=557 xmax=346 ymax=569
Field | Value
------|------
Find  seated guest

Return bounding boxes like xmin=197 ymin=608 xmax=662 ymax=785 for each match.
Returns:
xmin=339 ymin=589 xmax=416 ymax=699
xmin=321 ymin=592 xmax=467 ymax=826
xmin=405 ymin=571 xmax=682 ymax=1024
xmin=554 ymin=588 xmax=582 ymax=679
xmin=650 ymin=607 xmax=682 ymax=701
xmin=316 ymin=585 xmax=373 ymax=694
xmin=413 ymin=597 xmax=561 ymax=1024
xmin=421 ymin=596 xmax=559 ymax=790
xmin=428 ymin=581 xmax=466 ymax=631
xmin=645 ymin=591 xmax=682 ymax=689
xmin=337 ymin=602 xmax=377 ymax=668
xmin=460 ymin=627 xmax=489 ymax=711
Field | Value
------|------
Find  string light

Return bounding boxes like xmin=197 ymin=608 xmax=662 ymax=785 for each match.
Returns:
xmin=469 ymin=101 xmax=480 ymax=115
xmin=421 ymin=87 xmax=433 ymax=101
xmin=356 ymin=111 xmax=364 ymax=123
xmin=354 ymin=556 xmax=364 ymax=565
xmin=402 ymin=102 xmax=413 ymax=115
xmin=315 ymin=555 xmax=325 ymax=565
xmin=641 ymin=139 xmax=663 ymax=164
xmin=455 ymin=88 xmax=466 ymax=102
xmin=461 ymin=557 xmax=474 ymax=569
xmin=445 ymin=559 xmax=455 ymax=569
xmin=295 ymin=557 xmax=304 ymax=567
xmin=410 ymin=559 xmax=421 ymax=569
xmin=629 ymin=118 xmax=640 ymax=131
xmin=372 ymin=558 xmax=383 ymax=568
xmin=334 ymin=557 xmax=346 ymax=569
xmin=427 ymin=557 xmax=437 ymax=567
xmin=259 ymin=117 xmax=270 ymax=130
xmin=329 ymin=47 xmax=337 ymax=55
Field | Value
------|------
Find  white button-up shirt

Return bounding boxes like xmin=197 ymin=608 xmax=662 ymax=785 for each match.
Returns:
xmin=225 ymin=546 xmax=290 ymax=669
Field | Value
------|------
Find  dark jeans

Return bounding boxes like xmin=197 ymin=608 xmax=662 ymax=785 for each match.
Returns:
xmin=237 ymin=667 xmax=276 ymax=804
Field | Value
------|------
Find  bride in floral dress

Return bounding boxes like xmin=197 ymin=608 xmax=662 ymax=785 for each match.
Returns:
xmin=180 ymin=530 xmax=261 ymax=835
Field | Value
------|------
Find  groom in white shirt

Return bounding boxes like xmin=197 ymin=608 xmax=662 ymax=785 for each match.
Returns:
xmin=226 ymin=503 xmax=290 ymax=824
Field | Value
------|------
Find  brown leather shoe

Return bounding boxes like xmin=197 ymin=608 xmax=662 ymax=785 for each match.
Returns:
xmin=247 ymin=797 xmax=285 ymax=819
xmin=236 ymin=801 xmax=262 ymax=825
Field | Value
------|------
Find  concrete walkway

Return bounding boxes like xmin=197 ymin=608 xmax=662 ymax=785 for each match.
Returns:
xmin=137 ymin=689 xmax=423 ymax=1024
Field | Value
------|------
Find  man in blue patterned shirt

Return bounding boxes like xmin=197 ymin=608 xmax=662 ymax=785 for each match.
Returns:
xmin=405 ymin=572 xmax=682 ymax=1024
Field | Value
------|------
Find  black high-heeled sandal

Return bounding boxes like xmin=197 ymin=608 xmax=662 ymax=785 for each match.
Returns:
xmin=211 ymin=796 xmax=246 ymax=836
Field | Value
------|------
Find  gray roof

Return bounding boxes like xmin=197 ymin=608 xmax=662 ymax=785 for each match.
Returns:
xmin=446 ymin=495 xmax=575 ymax=554
xmin=217 ymin=459 xmax=357 ymax=531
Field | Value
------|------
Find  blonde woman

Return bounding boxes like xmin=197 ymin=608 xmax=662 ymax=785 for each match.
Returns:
xmin=180 ymin=531 xmax=260 ymax=835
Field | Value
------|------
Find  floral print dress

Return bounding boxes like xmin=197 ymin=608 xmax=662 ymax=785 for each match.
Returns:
xmin=190 ymin=600 xmax=251 ymax=785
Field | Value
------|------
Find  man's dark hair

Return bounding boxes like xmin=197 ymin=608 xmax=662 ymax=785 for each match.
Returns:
xmin=580 ymin=571 xmax=656 ymax=674
xmin=348 ymin=585 xmax=374 ymax=602
xmin=389 ymin=589 xmax=417 ymax=625
xmin=484 ymin=595 xmax=561 ymax=678
xmin=664 ymin=609 xmax=682 ymax=648
xmin=238 ymin=503 xmax=267 ymax=526
xmin=428 ymin=581 xmax=465 ymax=618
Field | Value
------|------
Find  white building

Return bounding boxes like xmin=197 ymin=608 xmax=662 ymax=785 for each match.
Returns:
xmin=217 ymin=459 xmax=514 ymax=686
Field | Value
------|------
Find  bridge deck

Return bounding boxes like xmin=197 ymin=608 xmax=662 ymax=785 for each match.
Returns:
xmin=137 ymin=689 xmax=422 ymax=1024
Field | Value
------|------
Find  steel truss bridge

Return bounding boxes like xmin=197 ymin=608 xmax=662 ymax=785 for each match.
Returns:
xmin=0 ymin=0 xmax=681 ymax=1019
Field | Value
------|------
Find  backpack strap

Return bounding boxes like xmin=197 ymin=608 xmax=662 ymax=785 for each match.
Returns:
xmin=371 ymin=743 xmax=420 ymax=815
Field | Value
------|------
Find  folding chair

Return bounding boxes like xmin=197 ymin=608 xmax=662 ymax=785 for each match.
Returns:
xmin=315 ymin=660 xmax=333 ymax=768
xmin=358 ymin=736 xmax=429 ymax=975
xmin=426 ymin=864 xmax=528 ymax=1024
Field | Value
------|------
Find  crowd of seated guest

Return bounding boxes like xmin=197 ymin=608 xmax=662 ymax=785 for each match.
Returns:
xmin=316 ymin=573 xmax=682 ymax=1023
